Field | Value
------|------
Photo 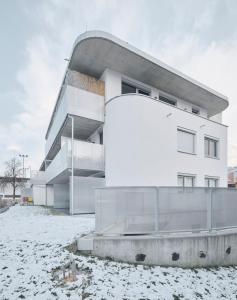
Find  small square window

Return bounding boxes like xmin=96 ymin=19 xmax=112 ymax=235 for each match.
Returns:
xmin=205 ymin=177 xmax=218 ymax=187
xmin=192 ymin=107 xmax=200 ymax=115
xmin=178 ymin=174 xmax=195 ymax=187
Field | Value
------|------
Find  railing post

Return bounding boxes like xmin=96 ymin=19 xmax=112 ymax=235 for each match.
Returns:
xmin=207 ymin=188 xmax=212 ymax=232
xmin=155 ymin=187 xmax=159 ymax=234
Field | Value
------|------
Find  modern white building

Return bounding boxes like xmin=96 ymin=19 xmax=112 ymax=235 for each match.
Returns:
xmin=32 ymin=31 xmax=228 ymax=213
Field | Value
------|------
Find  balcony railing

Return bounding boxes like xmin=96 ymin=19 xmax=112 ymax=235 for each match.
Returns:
xmin=95 ymin=186 xmax=237 ymax=235
xmin=46 ymin=140 xmax=104 ymax=183
xmin=45 ymin=84 xmax=104 ymax=157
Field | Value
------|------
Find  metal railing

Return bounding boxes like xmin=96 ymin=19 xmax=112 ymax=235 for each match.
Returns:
xmin=95 ymin=186 xmax=237 ymax=235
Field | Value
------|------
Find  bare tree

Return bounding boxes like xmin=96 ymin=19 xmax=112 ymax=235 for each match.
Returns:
xmin=0 ymin=157 xmax=26 ymax=200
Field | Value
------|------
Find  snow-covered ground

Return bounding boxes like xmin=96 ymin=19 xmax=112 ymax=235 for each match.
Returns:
xmin=1 ymin=206 xmax=237 ymax=299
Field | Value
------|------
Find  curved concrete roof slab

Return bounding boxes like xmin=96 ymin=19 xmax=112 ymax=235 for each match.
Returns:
xmin=69 ymin=31 xmax=228 ymax=117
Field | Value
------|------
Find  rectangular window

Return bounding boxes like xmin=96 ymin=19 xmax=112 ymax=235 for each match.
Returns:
xmin=205 ymin=177 xmax=218 ymax=187
xmin=137 ymin=89 xmax=150 ymax=96
xmin=121 ymin=81 xmax=150 ymax=96
xmin=192 ymin=107 xmax=200 ymax=115
xmin=177 ymin=128 xmax=195 ymax=154
xmin=205 ymin=137 xmax=218 ymax=158
xmin=122 ymin=82 xmax=136 ymax=94
xmin=159 ymin=95 xmax=176 ymax=106
xmin=178 ymin=174 xmax=195 ymax=187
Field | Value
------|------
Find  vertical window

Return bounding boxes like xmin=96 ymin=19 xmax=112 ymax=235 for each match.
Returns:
xmin=177 ymin=128 xmax=196 ymax=154
xmin=178 ymin=174 xmax=195 ymax=187
xmin=205 ymin=177 xmax=218 ymax=187
xmin=205 ymin=137 xmax=218 ymax=158
xmin=99 ymin=131 xmax=103 ymax=144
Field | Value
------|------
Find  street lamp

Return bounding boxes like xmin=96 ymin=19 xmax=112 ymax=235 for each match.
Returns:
xmin=19 ymin=154 xmax=28 ymax=178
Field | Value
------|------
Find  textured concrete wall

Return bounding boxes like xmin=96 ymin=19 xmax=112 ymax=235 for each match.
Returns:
xmin=93 ymin=231 xmax=237 ymax=267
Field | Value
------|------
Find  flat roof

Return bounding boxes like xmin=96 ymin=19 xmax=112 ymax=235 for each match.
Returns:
xmin=46 ymin=30 xmax=228 ymax=139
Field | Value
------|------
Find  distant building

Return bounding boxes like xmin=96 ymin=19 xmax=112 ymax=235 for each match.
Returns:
xmin=228 ymin=167 xmax=237 ymax=188
xmin=0 ymin=177 xmax=30 ymax=199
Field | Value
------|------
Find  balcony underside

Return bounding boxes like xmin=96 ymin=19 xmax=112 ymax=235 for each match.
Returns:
xmin=46 ymin=114 xmax=103 ymax=161
xmin=47 ymin=168 xmax=105 ymax=184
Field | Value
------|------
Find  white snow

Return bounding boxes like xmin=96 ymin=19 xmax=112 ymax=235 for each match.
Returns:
xmin=1 ymin=205 xmax=237 ymax=299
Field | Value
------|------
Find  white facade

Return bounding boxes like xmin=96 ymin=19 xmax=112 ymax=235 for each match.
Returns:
xmin=31 ymin=31 xmax=229 ymax=213
xmin=105 ymin=94 xmax=227 ymax=187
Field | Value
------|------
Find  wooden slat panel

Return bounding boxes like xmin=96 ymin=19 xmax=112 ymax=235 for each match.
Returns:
xmin=67 ymin=70 xmax=105 ymax=96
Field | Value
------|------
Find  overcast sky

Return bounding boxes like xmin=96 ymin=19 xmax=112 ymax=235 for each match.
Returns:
xmin=0 ymin=0 xmax=237 ymax=174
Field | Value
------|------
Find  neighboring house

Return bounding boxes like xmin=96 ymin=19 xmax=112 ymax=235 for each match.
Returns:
xmin=0 ymin=177 xmax=30 ymax=199
xmin=228 ymin=166 xmax=237 ymax=187
xmin=31 ymin=31 xmax=228 ymax=213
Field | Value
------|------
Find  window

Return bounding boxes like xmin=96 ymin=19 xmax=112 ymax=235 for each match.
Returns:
xmin=159 ymin=95 xmax=176 ymax=106
xmin=205 ymin=137 xmax=218 ymax=158
xmin=122 ymin=82 xmax=136 ymax=94
xmin=178 ymin=174 xmax=195 ymax=187
xmin=192 ymin=107 xmax=200 ymax=115
xmin=99 ymin=131 xmax=103 ymax=144
xmin=121 ymin=81 xmax=150 ymax=96
xmin=205 ymin=177 xmax=219 ymax=187
xmin=177 ymin=128 xmax=196 ymax=154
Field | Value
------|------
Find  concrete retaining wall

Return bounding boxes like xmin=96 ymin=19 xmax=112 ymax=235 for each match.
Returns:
xmin=93 ymin=230 xmax=237 ymax=267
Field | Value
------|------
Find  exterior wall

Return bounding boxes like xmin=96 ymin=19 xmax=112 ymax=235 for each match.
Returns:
xmin=33 ymin=185 xmax=46 ymax=205
xmin=70 ymin=176 xmax=105 ymax=214
xmin=93 ymin=230 xmax=237 ymax=267
xmin=54 ymin=183 xmax=69 ymax=209
xmin=210 ymin=113 xmax=222 ymax=123
xmin=105 ymin=94 xmax=227 ymax=187
xmin=100 ymin=69 xmax=122 ymax=102
xmin=46 ymin=185 xmax=54 ymax=206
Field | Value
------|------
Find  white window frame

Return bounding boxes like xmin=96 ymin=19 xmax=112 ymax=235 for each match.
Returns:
xmin=178 ymin=173 xmax=196 ymax=187
xmin=204 ymin=136 xmax=219 ymax=159
xmin=121 ymin=80 xmax=151 ymax=96
xmin=205 ymin=176 xmax=219 ymax=187
xmin=177 ymin=127 xmax=196 ymax=155
xmin=159 ymin=94 xmax=177 ymax=106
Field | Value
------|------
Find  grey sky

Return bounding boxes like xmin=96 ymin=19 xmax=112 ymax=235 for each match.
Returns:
xmin=0 ymin=0 xmax=237 ymax=173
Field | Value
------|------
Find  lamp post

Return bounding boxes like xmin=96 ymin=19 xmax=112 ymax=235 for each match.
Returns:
xmin=19 ymin=154 xmax=28 ymax=178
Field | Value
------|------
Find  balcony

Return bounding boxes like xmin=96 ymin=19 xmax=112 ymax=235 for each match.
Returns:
xmin=45 ymin=139 xmax=104 ymax=184
xmin=30 ymin=171 xmax=47 ymax=185
xmin=45 ymin=84 xmax=104 ymax=160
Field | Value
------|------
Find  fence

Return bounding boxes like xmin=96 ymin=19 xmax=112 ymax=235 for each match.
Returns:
xmin=95 ymin=187 xmax=237 ymax=235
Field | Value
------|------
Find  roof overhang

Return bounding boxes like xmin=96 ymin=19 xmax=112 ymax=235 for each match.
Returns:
xmin=68 ymin=30 xmax=228 ymax=116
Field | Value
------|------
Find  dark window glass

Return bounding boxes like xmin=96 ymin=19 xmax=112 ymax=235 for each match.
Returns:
xmin=122 ymin=82 xmax=136 ymax=94
xmin=138 ymin=89 xmax=150 ymax=96
xmin=192 ymin=107 xmax=200 ymax=115
xmin=159 ymin=95 xmax=176 ymax=106
xmin=99 ymin=131 xmax=103 ymax=144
